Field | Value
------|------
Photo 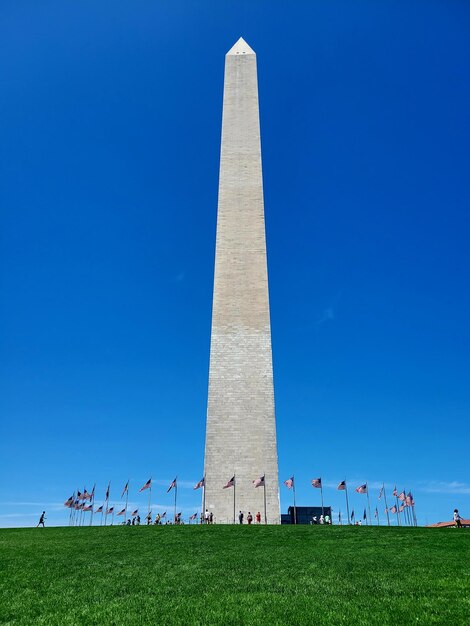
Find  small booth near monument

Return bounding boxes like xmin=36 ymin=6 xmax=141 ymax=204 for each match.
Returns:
xmin=282 ymin=506 xmax=333 ymax=525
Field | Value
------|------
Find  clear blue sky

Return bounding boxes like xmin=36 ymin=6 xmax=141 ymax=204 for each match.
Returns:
xmin=1 ymin=1 xmax=469 ymax=527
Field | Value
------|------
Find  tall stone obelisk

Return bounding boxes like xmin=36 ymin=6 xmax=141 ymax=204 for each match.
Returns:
xmin=203 ymin=38 xmax=280 ymax=524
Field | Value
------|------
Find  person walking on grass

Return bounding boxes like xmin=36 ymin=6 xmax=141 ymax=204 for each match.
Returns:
xmin=247 ymin=512 xmax=253 ymax=525
xmin=256 ymin=511 xmax=261 ymax=524
xmin=37 ymin=511 xmax=46 ymax=527
xmin=238 ymin=510 xmax=244 ymax=524
xmin=454 ymin=509 xmax=463 ymax=528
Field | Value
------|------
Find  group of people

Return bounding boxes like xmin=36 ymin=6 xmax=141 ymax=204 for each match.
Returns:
xmin=312 ymin=514 xmax=331 ymax=525
xmin=238 ymin=510 xmax=262 ymax=524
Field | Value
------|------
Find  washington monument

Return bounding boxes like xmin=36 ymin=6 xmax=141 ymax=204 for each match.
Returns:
xmin=203 ymin=38 xmax=280 ymax=523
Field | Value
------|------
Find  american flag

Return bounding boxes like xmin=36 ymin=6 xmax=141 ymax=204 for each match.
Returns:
xmin=337 ymin=480 xmax=347 ymax=491
xmin=392 ymin=486 xmax=398 ymax=497
xmin=167 ymin=477 xmax=177 ymax=493
xmin=378 ymin=486 xmax=383 ymax=500
xmin=64 ymin=495 xmax=74 ymax=508
xmin=398 ymin=503 xmax=405 ymax=513
xmin=73 ymin=500 xmax=80 ymax=510
xmin=284 ymin=477 xmax=294 ymax=489
xmin=77 ymin=490 xmax=83 ymax=500
xmin=131 ymin=509 xmax=138 ymax=516
xmin=194 ymin=478 xmax=205 ymax=490
xmin=90 ymin=484 xmax=95 ymax=500
xmin=106 ymin=507 xmax=114 ymax=515
xmin=139 ymin=478 xmax=152 ymax=492
xmin=105 ymin=482 xmax=110 ymax=500
xmin=405 ymin=492 xmax=413 ymax=506
xmin=253 ymin=475 xmax=265 ymax=488
xmin=398 ymin=491 xmax=406 ymax=502
xmin=161 ymin=511 xmax=167 ymax=518
xmin=121 ymin=481 xmax=129 ymax=498
xmin=223 ymin=476 xmax=235 ymax=489
xmin=83 ymin=504 xmax=93 ymax=512
xmin=83 ymin=489 xmax=91 ymax=500
xmin=390 ymin=505 xmax=397 ymax=514
xmin=189 ymin=513 xmax=197 ymax=521
xmin=117 ymin=508 xmax=126 ymax=516
xmin=311 ymin=478 xmax=322 ymax=489
xmin=95 ymin=505 xmax=103 ymax=513
xmin=355 ymin=484 xmax=367 ymax=494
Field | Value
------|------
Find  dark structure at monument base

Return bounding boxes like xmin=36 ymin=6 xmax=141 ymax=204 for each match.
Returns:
xmin=281 ymin=506 xmax=333 ymax=525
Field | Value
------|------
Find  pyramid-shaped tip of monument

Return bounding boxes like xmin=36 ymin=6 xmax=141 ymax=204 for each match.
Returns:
xmin=227 ymin=37 xmax=255 ymax=56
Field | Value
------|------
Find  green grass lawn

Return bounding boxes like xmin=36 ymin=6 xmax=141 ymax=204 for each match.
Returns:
xmin=1 ymin=525 xmax=469 ymax=625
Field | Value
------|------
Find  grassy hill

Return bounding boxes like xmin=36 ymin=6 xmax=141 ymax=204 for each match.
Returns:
xmin=1 ymin=525 xmax=469 ymax=625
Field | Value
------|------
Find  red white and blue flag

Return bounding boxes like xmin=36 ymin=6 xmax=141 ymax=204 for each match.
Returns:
xmin=223 ymin=476 xmax=235 ymax=489
xmin=139 ymin=479 xmax=152 ymax=492
xmin=392 ymin=486 xmax=398 ymax=497
xmin=356 ymin=484 xmax=367 ymax=494
xmin=189 ymin=513 xmax=197 ymax=521
xmin=95 ymin=505 xmax=103 ymax=513
xmin=117 ymin=508 xmax=126 ymax=516
xmin=64 ymin=495 xmax=74 ymax=508
xmin=83 ymin=504 xmax=93 ymax=512
xmin=167 ymin=478 xmax=177 ymax=493
xmin=106 ymin=507 xmax=114 ymax=515
xmin=253 ymin=475 xmax=265 ymax=488
xmin=398 ymin=491 xmax=406 ymax=502
xmin=337 ymin=481 xmax=347 ymax=491
xmin=284 ymin=477 xmax=294 ymax=489
xmin=105 ymin=482 xmax=111 ymax=500
xmin=161 ymin=511 xmax=167 ymax=518
xmin=121 ymin=481 xmax=129 ymax=498
xmin=131 ymin=509 xmax=138 ymax=516
xmin=399 ymin=503 xmax=405 ymax=513
xmin=390 ymin=505 xmax=397 ymax=514
xmin=312 ymin=478 xmax=322 ymax=489
xmin=194 ymin=478 xmax=205 ymax=490
xmin=378 ymin=486 xmax=383 ymax=500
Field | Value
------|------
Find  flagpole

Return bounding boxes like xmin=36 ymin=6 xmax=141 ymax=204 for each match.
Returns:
xmin=101 ymin=507 xmax=104 ymax=526
xmin=366 ymin=482 xmax=372 ymax=525
xmin=344 ymin=481 xmax=351 ymax=525
xmin=148 ymin=484 xmax=152 ymax=521
xmin=339 ymin=509 xmax=342 ymax=526
xmin=382 ymin=482 xmax=390 ymax=527
xmin=174 ymin=480 xmax=177 ymax=523
xmin=124 ymin=480 xmax=129 ymax=524
xmin=263 ymin=474 xmax=267 ymax=525
xmin=320 ymin=482 xmax=324 ymax=518
xmin=233 ymin=474 xmax=236 ymax=524
xmin=395 ymin=494 xmax=401 ymax=526
xmin=202 ymin=482 xmax=206 ymax=524
xmin=293 ymin=478 xmax=297 ymax=525
xmin=111 ymin=507 xmax=114 ymax=526
xmin=376 ymin=508 xmax=379 ymax=526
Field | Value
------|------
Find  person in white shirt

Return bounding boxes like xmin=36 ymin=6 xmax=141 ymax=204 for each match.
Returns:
xmin=454 ymin=509 xmax=462 ymax=528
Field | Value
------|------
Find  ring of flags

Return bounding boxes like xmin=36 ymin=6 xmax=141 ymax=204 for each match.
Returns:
xmin=64 ymin=478 xmax=417 ymax=526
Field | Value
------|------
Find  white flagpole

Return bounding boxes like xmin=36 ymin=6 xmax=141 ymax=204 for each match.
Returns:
xmin=124 ymin=480 xmax=129 ymax=525
xmin=263 ymin=475 xmax=267 ymax=525
xmin=344 ymin=481 xmax=351 ymax=524
xmin=320 ymin=481 xmax=324 ymax=518
xmin=382 ymin=482 xmax=390 ymax=527
xmin=233 ymin=474 xmax=236 ymax=524
xmin=174 ymin=480 xmax=178 ymax=523
xmin=293 ymin=477 xmax=297 ymax=525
